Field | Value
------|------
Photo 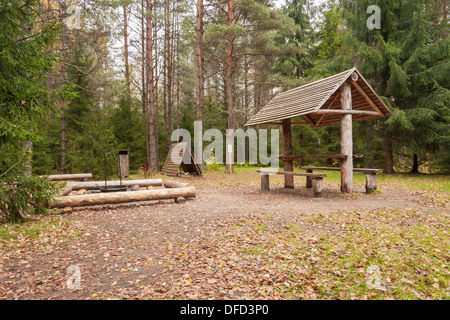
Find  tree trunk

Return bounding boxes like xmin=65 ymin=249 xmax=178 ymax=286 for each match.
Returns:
xmin=146 ymin=0 xmax=158 ymax=171
xmin=244 ymin=56 xmax=250 ymax=163
xmin=226 ymin=0 xmax=235 ymax=130
xmin=410 ymin=154 xmax=420 ymax=173
xmin=384 ymin=131 xmax=395 ymax=174
xmin=166 ymin=0 xmax=173 ymax=142
xmin=163 ymin=0 xmax=173 ymax=148
xmin=23 ymin=140 xmax=32 ymax=176
xmin=224 ymin=0 xmax=235 ymax=174
xmin=61 ymin=113 xmax=67 ymax=173
xmin=57 ymin=2 xmax=66 ymax=174
xmin=123 ymin=5 xmax=131 ymax=96
xmin=153 ymin=0 xmax=159 ymax=165
xmin=196 ymin=0 xmax=205 ymax=172
xmin=141 ymin=0 xmax=150 ymax=164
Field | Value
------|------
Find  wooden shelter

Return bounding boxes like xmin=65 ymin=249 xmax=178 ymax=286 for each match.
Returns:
xmin=245 ymin=67 xmax=392 ymax=193
xmin=161 ymin=142 xmax=202 ymax=177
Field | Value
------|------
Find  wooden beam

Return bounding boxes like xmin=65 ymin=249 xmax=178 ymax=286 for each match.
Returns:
xmin=315 ymin=92 xmax=340 ymax=127
xmin=261 ymin=121 xmax=311 ymax=126
xmin=277 ymin=154 xmax=363 ymax=160
xmin=315 ymin=109 xmax=380 ymax=116
xmin=302 ymin=113 xmax=316 ymax=126
xmin=340 ymin=82 xmax=353 ymax=193
xmin=351 ymin=81 xmax=383 ymax=115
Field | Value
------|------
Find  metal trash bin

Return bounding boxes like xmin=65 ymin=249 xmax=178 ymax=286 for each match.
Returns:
xmin=118 ymin=150 xmax=129 ymax=178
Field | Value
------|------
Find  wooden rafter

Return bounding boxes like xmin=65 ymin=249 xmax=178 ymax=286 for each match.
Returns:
xmin=315 ymin=92 xmax=340 ymax=127
xmin=351 ymin=81 xmax=383 ymax=115
xmin=315 ymin=109 xmax=381 ymax=116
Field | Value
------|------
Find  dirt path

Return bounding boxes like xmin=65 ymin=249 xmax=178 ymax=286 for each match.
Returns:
xmin=0 ymin=175 xmax=443 ymax=300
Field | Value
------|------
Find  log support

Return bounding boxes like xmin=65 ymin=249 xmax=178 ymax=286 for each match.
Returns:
xmin=365 ymin=173 xmax=377 ymax=194
xmin=258 ymin=170 xmax=326 ymax=198
xmin=282 ymin=119 xmax=294 ymax=189
xmin=312 ymin=177 xmax=323 ymax=198
xmin=306 ymin=169 xmax=313 ymax=189
xmin=340 ymin=82 xmax=353 ymax=193
xmin=261 ymin=173 xmax=270 ymax=191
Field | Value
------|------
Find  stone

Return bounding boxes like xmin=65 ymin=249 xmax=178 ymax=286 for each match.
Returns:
xmin=129 ymin=185 xmax=140 ymax=191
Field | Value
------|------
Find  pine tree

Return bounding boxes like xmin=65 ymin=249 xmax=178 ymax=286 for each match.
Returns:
xmin=273 ymin=0 xmax=316 ymax=80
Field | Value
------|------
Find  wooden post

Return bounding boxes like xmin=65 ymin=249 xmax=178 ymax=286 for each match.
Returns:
xmin=282 ymin=119 xmax=294 ymax=189
xmin=340 ymin=82 xmax=353 ymax=193
xmin=261 ymin=173 xmax=270 ymax=191
xmin=365 ymin=173 xmax=377 ymax=194
xmin=312 ymin=177 xmax=323 ymax=198
xmin=306 ymin=169 xmax=313 ymax=189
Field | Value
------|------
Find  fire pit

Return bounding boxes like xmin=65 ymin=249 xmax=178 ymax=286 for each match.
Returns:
xmin=100 ymin=186 xmax=128 ymax=193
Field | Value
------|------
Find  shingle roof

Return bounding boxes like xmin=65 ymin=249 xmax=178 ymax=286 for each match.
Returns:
xmin=245 ymin=67 xmax=392 ymax=127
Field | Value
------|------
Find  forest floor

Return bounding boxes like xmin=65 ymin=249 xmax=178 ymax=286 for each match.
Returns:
xmin=0 ymin=168 xmax=449 ymax=300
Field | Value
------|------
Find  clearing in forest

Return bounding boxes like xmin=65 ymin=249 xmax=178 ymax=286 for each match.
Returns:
xmin=0 ymin=169 xmax=448 ymax=300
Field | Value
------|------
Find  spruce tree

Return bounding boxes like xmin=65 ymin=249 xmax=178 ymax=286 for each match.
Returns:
xmin=0 ymin=0 xmax=63 ymax=222
xmin=338 ymin=0 xmax=449 ymax=173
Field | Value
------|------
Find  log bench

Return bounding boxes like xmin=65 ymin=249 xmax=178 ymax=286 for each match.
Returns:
xmin=257 ymin=170 xmax=327 ymax=198
xmin=300 ymin=166 xmax=382 ymax=194
xmin=277 ymin=154 xmax=363 ymax=161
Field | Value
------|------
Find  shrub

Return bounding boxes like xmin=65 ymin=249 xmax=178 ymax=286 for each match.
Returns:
xmin=0 ymin=176 xmax=60 ymax=223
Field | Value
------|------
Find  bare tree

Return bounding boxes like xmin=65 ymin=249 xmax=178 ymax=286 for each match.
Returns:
xmin=146 ymin=0 xmax=158 ymax=171
xmin=123 ymin=4 xmax=131 ymax=95
xmin=141 ymin=0 xmax=150 ymax=164
xmin=196 ymin=0 xmax=205 ymax=171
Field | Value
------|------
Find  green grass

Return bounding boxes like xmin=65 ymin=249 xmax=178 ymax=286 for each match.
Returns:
xmin=200 ymin=167 xmax=449 ymax=196
xmin=222 ymin=208 xmax=450 ymax=300
xmin=0 ymin=217 xmax=84 ymax=254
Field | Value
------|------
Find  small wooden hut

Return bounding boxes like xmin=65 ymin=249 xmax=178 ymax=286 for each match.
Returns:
xmin=161 ymin=142 xmax=202 ymax=177
xmin=245 ymin=67 xmax=392 ymax=193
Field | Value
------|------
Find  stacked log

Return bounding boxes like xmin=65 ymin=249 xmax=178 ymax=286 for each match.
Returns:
xmin=50 ymin=186 xmax=196 ymax=208
xmin=163 ymin=180 xmax=191 ymax=188
xmin=46 ymin=174 xmax=93 ymax=181
xmin=67 ymin=179 xmax=163 ymax=190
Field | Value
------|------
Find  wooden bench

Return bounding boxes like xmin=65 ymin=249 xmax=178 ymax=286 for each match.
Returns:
xmin=277 ymin=154 xmax=363 ymax=161
xmin=257 ymin=170 xmax=327 ymax=198
xmin=300 ymin=166 xmax=382 ymax=194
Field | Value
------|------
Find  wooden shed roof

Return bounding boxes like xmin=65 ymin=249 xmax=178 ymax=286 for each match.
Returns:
xmin=245 ymin=67 xmax=392 ymax=127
